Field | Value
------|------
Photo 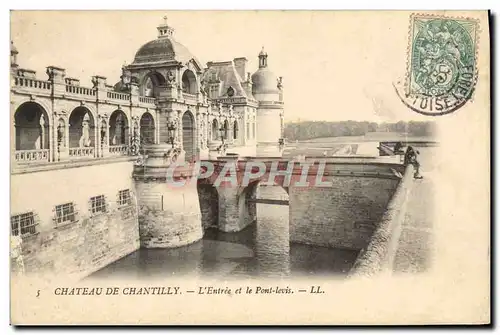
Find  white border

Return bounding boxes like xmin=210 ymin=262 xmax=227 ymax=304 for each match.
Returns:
xmin=2 ymin=1 xmax=497 ymax=332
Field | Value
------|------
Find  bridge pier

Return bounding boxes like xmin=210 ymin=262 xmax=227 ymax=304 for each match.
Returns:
xmin=215 ymin=182 xmax=258 ymax=232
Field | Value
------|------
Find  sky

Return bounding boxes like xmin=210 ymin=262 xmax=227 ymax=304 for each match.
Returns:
xmin=10 ymin=10 xmax=434 ymax=123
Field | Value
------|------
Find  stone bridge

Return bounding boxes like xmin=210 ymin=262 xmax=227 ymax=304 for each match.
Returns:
xmin=133 ymin=143 xmax=408 ymax=253
xmin=196 ymin=155 xmax=405 ymax=251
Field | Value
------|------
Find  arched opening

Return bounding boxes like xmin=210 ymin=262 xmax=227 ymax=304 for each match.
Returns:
xmin=68 ymin=106 xmax=96 ymax=158
xmin=14 ymin=102 xmax=50 ymax=162
xmin=182 ymin=111 xmax=195 ymax=162
xmin=211 ymin=119 xmax=219 ymax=141
xmin=142 ymin=72 xmax=166 ymax=97
xmin=109 ymin=110 xmax=129 ymax=146
xmin=233 ymin=120 xmax=239 ymax=141
xmin=140 ymin=112 xmax=155 ymax=144
xmin=181 ymin=70 xmax=198 ymax=94
xmin=223 ymin=120 xmax=229 ymax=141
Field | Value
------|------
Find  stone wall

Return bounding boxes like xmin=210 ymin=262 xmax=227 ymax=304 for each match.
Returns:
xmin=289 ymin=176 xmax=400 ymax=250
xmin=349 ymin=165 xmax=414 ymax=277
xmin=135 ymin=179 xmax=203 ymax=248
xmin=10 ymin=160 xmax=140 ymax=278
xmin=15 ymin=206 xmax=139 ymax=278
xmin=197 ymin=184 xmax=219 ymax=229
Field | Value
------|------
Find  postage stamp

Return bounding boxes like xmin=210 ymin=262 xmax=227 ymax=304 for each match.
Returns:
xmin=398 ymin=14 xmax=480 ymax=116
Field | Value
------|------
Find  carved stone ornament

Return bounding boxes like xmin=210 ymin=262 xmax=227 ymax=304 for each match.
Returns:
xmin=227 ymin=86 xmax=235 ymax=97
xmin=167 ymin=70 xmax=175 ymax=83
xmin=54 ymin=110 xmax=67 ymax=117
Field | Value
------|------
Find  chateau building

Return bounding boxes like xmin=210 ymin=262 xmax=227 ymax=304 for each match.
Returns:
xmin=11 ymin=16 xmax=285 ymax=166
xmin=10 ymin=17 xmax=285 ymax=277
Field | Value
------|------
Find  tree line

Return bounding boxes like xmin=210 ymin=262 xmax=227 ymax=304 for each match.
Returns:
xmin=283 ymin=120 xmax=436 ymax=141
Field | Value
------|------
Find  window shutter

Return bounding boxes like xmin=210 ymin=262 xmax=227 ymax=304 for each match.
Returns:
xmin=33 ymin=212 xmax=41 ymax=231
xmin=52 ymin=206 xmax=57 ymax=226
xmin=88 ymin=198 xmax=93 ymax=215
xmin=73 ymin=203 xmax=79 ymax=222
xmin=103 ymin=195 xmax=108 ymax=213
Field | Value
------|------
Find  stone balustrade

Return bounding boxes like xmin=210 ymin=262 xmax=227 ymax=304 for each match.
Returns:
xmin=183 ymin=93 xmax=197 ymax=104
xmin=13 ymin=77 xmax=52 ymax=91
xmin=66 ymin=84 xmax=96 ymax=97
xmin=13 ymin=71 xmax=157 ymax=107
xmin=69 ymin=147 xmax=95 ymax=158
xmin=14 ymin=149 xmax=49 ymax=163
xmin=107 ymin=91 xmax=130 ymax=101
xmin=109 ymin=145 xmax=129 ymax=156
xmin=138 ymin=96 xmax=156 ymax=105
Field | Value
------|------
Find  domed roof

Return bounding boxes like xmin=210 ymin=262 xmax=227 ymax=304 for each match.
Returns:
xmin=133 ymin=38 xmax=201 ymax=67
xmin=251 ymin=46 xmax=279 ymax=95
xmin=132 ymin=16 xmax=202 ymax=68
xmin=251 ymin=67 xmax=279 ymax=94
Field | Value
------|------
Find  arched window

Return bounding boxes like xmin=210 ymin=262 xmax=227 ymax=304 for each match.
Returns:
xmin=223 ymin=120 xmax=229 ymax=140
xmin=109 ymin=110 xmax=128 ymax=146
xmin=140 ymin=112 xmax=155 ymax=144
xmin=233 ymin=120 xmax=238 ymax=140
xmin=142 ymin=72 xmax=166 ymax=97
xmin=182 ymin=111 xmax=195 ymax=162
xmin=69 ymin=107 xmax=95 ymax=148
xmin=14 ymin=102 xmax=50 ymax=152
xmin=144 ymin=77 xmax=154 ymax=97
xmin=68 ymin=107 xmax=96 ymax=158
xmin=212 ymin=119 xmax=219 ymax=141
xmin=181 ymin=70 xmax=198 ymax=94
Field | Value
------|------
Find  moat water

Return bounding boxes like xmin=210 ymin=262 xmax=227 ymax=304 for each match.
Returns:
xmin=90 ymin=187 xmax=359 ymax=280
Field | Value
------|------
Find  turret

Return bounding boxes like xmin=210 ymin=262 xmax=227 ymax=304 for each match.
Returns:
xmin=250 ymin=47 xmax=285 ymax=157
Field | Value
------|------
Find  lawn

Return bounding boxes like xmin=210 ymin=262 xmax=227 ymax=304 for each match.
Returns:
xmin=296 ymin=132 xmax=436 ymax=144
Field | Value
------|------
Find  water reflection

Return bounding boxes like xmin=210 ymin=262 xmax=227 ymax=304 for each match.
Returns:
xmin=90 ymin=187 xmax=359 ymax=280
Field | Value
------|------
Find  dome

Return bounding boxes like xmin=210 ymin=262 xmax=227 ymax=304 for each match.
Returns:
xmin=132 ymin=16 xmax=202 ymax=67
xmin=132 ymin=38 xmax=201 ymax=66
xmin=251 ymin=46 xmax=279 ymax=95
xmin=251 ymin=67 xmax=279 ymax=95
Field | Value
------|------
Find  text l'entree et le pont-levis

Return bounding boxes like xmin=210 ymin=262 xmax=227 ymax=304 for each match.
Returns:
xmin=52 ymin=285 xmax=324 ymax=296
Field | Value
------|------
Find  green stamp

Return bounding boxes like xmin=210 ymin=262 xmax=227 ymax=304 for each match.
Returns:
xmin=402 ymin=14 xmax=479 ymax=116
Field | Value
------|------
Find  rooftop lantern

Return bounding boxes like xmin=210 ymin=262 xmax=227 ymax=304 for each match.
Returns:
xmin=157 ymin=15 xmax=175 ymax=39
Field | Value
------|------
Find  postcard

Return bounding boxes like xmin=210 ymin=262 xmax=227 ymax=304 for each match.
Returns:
xmin=10 ymin=10 xmax=490 ymax=325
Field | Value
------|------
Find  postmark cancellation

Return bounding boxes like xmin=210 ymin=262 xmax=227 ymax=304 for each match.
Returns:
xmin=399 ymin=13 xmax=480 ymax=116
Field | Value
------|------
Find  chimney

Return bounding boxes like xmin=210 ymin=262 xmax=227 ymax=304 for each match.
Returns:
xmin=233 ymin=57 xmax=247 ymax=80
